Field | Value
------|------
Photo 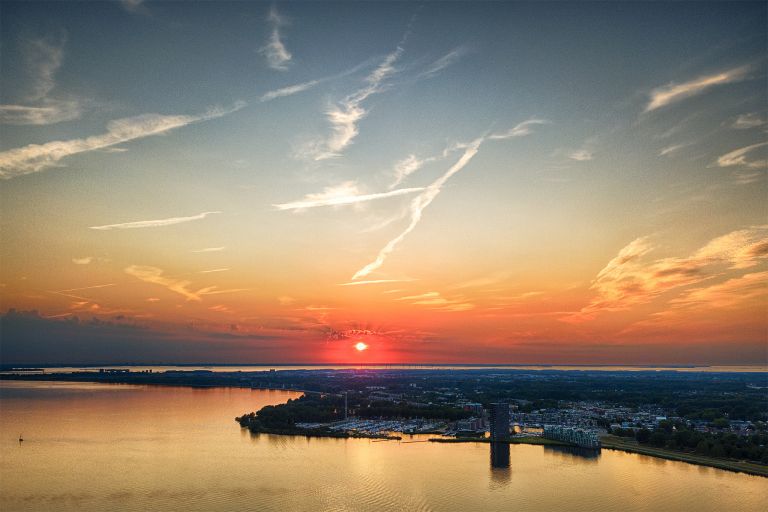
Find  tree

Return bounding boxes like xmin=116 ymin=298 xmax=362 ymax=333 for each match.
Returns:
xmin=695 ymin=440 xmax=710 ymax=456
xmin=636 ymin=428 xmax=651 ymax=444
xmin=710 ymin=443 xmax=726 ymax=458
xmin=649 ymin=431 xmax=667 ymax=447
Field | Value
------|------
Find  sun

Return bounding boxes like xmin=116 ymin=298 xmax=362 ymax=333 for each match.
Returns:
xmin=355 ymin=342 xmax=368 ymax=352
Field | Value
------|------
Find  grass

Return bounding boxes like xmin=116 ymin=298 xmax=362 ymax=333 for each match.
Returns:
xmin=600 ymin=435 xmax=768 ymax=478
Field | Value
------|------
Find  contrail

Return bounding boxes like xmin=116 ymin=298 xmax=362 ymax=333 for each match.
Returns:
xmin=351 ymin=138 xmax=483 ymax=280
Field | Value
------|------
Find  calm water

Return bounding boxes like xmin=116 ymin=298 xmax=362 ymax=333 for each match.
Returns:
xmin=0 ymin=381 xmax=765 ymax=512
xmin=3 ymin=364 xmax=767 ymax=374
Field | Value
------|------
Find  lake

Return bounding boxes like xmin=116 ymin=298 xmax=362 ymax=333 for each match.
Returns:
xmin=1 ymin=381 xmax=765 ymax=511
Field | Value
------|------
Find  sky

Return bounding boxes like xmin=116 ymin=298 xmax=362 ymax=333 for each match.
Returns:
xmin=0 ymin=1 xmax=766 ymax=365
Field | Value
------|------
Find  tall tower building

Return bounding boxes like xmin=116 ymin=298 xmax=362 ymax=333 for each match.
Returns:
xmin=489 ymin=402 xmax=510 ymax=441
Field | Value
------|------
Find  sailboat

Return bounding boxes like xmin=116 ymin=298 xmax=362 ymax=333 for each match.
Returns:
xmin=18 ymin=433 xmax=23 ymax=443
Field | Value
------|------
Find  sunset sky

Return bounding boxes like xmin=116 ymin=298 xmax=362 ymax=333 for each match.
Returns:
xmin=0 ymin=1 xmax=766 ymax=365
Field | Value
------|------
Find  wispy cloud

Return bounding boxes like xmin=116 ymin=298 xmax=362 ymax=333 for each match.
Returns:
xmin=449 ymin=272 xmax=512 ymax=290
xmin=125 ymin=266 xmax=203 ymax=301
xmin=310 ymin=45 xmax=404 ymax=160
xmin=0 ymin=33 xmax=84 ymax=125
xmin=351 ymin=119 xmax=546 ymax=280
xmin=729 ymin=112 xmax=766 ymax=130
xmin=568 ymin=149 xmax=593 ymax=161
xmin=125 ymin=265 xmax=246 ymax=301
xmin=191 ymin=246 xmax=226 ymax=253
xmin=389 ymin=154 xmax=438 ymax=189
xmin=89 ymin=211 xmax=221 ymax=231
xmin=396 ymin=291 xmax=474 ymax=312
xmin=260 ymin=59 xmax=374 ymax=103
xmin=120 ymin=0 xmax=146 ymax=13
xmin=489 ymin=119 xmax=550 ymax=140
xmin=260 ymin=80 xmax=320 ymax=102
xmin=24 ymin=35 xmax=64 ymax=101
xmin=388 ymin=120 xmax=548 ymax=189
xmin=644 ymin=65 xmax=750 ymax=112
xmin=658 ymin=143 xmax=692 ymax=157
xmin=199 ymin=268 xmax=230 ymax=274
xmin=352 ymin=138 xmax=483 ymax=280
xmin=565 ymin=225 xmax=768 ymax=322
xmin=733 ymin=171 xmax=763 ymax=185
xmin=208 ymin=304 xmax=234 ymax=314
xmin=715 ymin=141 xmax=768 ymax=170
xmin=72 ymin=257 xmax=94 ymax=265
xmin=418 ymin=47 xmax=467 ymax=78
xmin=338 ymin=278 xmax=415 ymax=286
xmin=0 ymin=103 xmax=244 ymax=179
xmin=669 ymin=270 xmax=768 ymax=310
xmin=274 ymin=181 xmax=423 ymax=211
xmin=261 ymin=5 xmax=292 ymax=71
xmin=55 ymin=283 xmax=117 ymax=294
xmin=692 ymin=226 xmax=768 ymax=269
xmin=0 ymin=101 xmax=82 ymax=126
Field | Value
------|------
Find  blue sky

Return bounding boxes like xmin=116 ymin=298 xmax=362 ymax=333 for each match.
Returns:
xmin=0 ymin=1 xmax=766 ymax=364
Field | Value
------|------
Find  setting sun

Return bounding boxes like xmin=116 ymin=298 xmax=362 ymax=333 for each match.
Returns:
xmin=355 ymin=342 xmax=368 ymax=352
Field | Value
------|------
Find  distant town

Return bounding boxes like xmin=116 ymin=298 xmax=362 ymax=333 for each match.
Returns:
xmin=2 ymin=366 xmax=766 ymax=476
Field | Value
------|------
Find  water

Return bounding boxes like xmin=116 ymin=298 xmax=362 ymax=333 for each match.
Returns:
xmin=3 ymin=364 xmax=766 ymax=374
xmin=1 ymin=381 xmax=765 ymax=511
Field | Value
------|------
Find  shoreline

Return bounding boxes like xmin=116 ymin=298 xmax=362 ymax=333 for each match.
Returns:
xmin=600 ymin=435 xmax=768 ymax=478
xmin=3 ymin=375 xmax=765 ymax=478
xmin=241 ymin=425 xmax=402 ymax=441
xmin=428 ymin=436 xmax=571 ymax=446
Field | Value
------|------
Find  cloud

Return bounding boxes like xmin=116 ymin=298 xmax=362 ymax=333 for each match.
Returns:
xmin=120 ymin=0 xmax=146 ymax=13
xmin=208 ymin=304 xmax=234 ymax=314
xmin=260 ymin=80 xmax=320 ymax=102
xmin=489 ymin=119 xmax=550 ymax=139
xmin=24 ymin=35 xmax=64 ymax=101
xmin=89 ymin=211 xmax=221 ymax=230
xmin=338 ymin=278 xmax=415 ymax=286
xmin=260 ymin=60 xmax=375 ymax=103
xmin=389 ymin=154 xmax=438 ymax=189
xmin=568 ymin=149 xmax=593 ymax=161
xmin=670 ymin=270 xmax=768 ymax=310
xmin=658 ymin=143 xmax=691 ymax=157
xmin=350 ymin=120 xmax=543 ymax=280
xmin=715 ymin=141 xmax=768 ymax=170
xmin=72 ymin=257 xmax=94 ymax=265
xmin=191 ymin=246 xmax=226 ymax=253
xmin=55 ymin=283 xmax=117 ymax=294
xmin=125 ymin=266 xmax=202 ymax=301
xmin=566 ymin=226 xmax=768 ymax=322
xmin=729 ymin=112 xmax=766 ymax=130
xmin=396 ymin=291 xmax=474 ymax=312
xmin=418 ymin=47 xmax=467 ymax=78
xmin=0 ymin=309 xmax=291 ymax=365
xmin=0 ymin=101 xmax=83 ymax=126
xmin=692 ymin=226 xmax=768 ymax=269
xmin=310 ymin=46 xmax=404 ymax=160
xmin=733 ymin=171 xmax=763 ymax=185
xmin=274 ymin=181 xmax=423 ymax=211
xmin=644 ymin=65 xmax=750 ymax=112
xmin=0 ymin=33 xmax=85 ymax=126
xmin=261 ymin=5 xmax=292 ymax=70
xmin=0 ymin=103 xmax=244 ymax=179
xmin=199 ymin=268 xmax=230 ymax=273
xmin=125 ymin=266 xmax=246 ymax=302
xmin=352 ymin=138 xmax=483 ymax=280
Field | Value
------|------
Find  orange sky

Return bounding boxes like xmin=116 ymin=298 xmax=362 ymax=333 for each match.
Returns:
xmin=0 ymin=2 xmax=766 ymax=364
